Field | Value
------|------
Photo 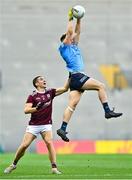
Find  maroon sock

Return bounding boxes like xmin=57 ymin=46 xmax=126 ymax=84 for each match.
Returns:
xmin=13 ymin=160 xmax=17 ymax=166
xmin=51 ymin=163 xmax=57 ymax=168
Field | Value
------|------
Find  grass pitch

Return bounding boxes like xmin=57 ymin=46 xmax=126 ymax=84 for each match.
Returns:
xmin=0 ymin=153 xmax=132 ymax=179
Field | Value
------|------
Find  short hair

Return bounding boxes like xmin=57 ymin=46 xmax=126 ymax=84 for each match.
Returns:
xmin=60 ymin=33 xmax=66 ymax=42
xmin=32 ymin=76 xmax=41 ymax=88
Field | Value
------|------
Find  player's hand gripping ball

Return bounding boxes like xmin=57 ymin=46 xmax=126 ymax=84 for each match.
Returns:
xmin=72 ymin=5 xmax=85 ymax=19
xmin=68 ymin=8 xmax=73 ymax=20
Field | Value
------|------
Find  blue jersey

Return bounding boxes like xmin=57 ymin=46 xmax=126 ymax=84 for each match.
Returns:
xmin=59 ymin=43 xmax=84 ymax=72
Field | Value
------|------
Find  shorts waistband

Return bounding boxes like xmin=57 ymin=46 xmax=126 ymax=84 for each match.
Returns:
xmin=70 ymin=71 xmax=84 ymax=75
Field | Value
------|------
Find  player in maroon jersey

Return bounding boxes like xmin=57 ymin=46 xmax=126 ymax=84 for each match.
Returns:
xmin=4 ymin=75 xmax=69 ymax=175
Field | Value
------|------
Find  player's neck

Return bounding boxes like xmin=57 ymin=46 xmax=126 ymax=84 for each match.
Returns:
xmin=36 ymin=87 xmax=46 ymax=93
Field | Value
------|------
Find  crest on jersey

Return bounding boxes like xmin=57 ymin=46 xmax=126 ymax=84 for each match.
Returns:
xmin=47 ymin=94 xmax=50 ymax=99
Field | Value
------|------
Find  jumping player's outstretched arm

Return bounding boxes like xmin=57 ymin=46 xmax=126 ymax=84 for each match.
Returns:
xmin=63 ymin=9 xmax=81 ymax=44
xmin=74 ymin=19 xmax=81 ymax=43
xmin=55 ymin=80 xmax=69 ymax=96
xmin=63 ymin=9 xmax=74 ymax=44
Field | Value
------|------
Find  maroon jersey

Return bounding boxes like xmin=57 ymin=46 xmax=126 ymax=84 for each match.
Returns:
xmin=26 ymin=89 xmax=56 ymax=125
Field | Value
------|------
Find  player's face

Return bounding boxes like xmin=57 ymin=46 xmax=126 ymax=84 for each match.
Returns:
xmin=36 ymin=76 xmax=46 ymax=88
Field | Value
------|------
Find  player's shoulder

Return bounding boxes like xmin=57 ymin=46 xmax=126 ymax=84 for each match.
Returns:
xmin=59 ymin=43 xmax=64 ymax=50
xmin=26 ymin=90 xmax=37 ymax=102
xmin=72 ymin=42 xmax=78 ymax=46
xmin=59 ymin=42 xmax=69 ymax=49
xmin=45 ymin=88 xmax=56 ymax=93
xmin=29 ymin=90 xmax=37 ymax=97
xmin=46 ymin=88 xmax=56 ymax=99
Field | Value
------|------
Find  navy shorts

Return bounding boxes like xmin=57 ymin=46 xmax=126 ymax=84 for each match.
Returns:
xmin=69 ymin=72 xmax=90 ymax=92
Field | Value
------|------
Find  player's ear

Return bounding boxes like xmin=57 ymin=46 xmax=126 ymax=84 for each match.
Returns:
xmin=35 ymin=81 xmax=39 ymax=88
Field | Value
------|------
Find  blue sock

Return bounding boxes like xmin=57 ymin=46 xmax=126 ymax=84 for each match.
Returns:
xmin=103 ymin=102 xmax=110 ymax=113
xmin=61 ymin=121 xmax=67 ymax=132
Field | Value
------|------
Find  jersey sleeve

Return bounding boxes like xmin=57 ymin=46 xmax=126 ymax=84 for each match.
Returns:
xmin=51 ymin=89 xmax=56 ymax=99
xmin=26 ymin=95 xmax=34 ymax=104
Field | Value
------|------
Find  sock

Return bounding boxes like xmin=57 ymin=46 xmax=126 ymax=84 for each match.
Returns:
xmin=13 ymin=160 xmax=17 ymax=166
xmin=103 ymin=102 xmax=111 ymax=113
xmin=60 ymin=121 xmax=67 ymax=132
xmin=51 ymin=163 xmax=57 ymax=168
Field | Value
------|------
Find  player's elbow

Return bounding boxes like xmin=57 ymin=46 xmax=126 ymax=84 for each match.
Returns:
xmin=78 ymin=30 xmax=81 ymax=35
xmin=24 ymin=108 xmax=29 ymax=114
xmin=75 ymin=30 xmax=81 ymax=35
xmin=24 ymin=110 xmax=28 ymax=114
xmin=64 ymin=87 xmax=69 ymax=92
xmin=68 ymin=27 xmax=73 ymax=35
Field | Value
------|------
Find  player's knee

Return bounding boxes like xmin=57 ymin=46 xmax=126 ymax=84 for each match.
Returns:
xmin=45 ymin=138 xmax=52 ymax=146
xmin=68 ymin=106 xmax=74 ymax=112
xmin=67 ymin=103 xmax=77 ymax=112
xmin=72 ymin=99 xmax=80 ymax=108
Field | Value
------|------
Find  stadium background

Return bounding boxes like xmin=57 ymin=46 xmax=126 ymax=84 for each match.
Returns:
xmin=0 ymin=0 xmax=132 ymax=153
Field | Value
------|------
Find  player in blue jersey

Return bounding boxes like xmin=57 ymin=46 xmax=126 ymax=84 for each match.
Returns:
xmin=57 ymin=9 xmax=123 ymax=142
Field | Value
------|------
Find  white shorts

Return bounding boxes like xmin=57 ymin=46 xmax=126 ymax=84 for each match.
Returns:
xmin=26 ymin=124 xmax=52 ymax=137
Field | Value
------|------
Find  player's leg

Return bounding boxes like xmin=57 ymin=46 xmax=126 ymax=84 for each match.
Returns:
xmin=62 ymin=90 xmax=82 ymax=125
xmin=82 ymin=78 xmax=108 ymax=103
xmin=13 ymin=132 xmax=36 ymax=165
xmin=81 ymin=78 xmax=123 ymax=118
xmin=57 ymin=90 xmax=82 ymax=141
xmin=4 ymin=132 xmax=36 ymax=174
xmin=41 ymin=130 xmax=61 ymax=174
